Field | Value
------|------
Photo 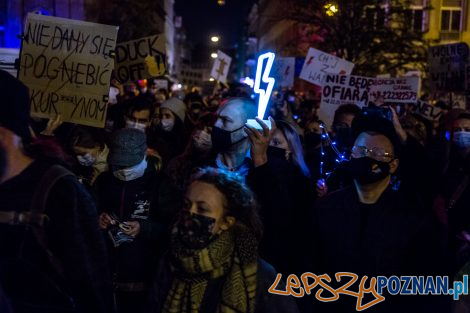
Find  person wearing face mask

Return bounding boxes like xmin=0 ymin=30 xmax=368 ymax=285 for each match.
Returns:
xmin=68 ymin=126 xmax=109 ymax=187
xmin=94 ymin=128 xmax=182 ymax=313
xmin=123 ymin=96 xmax=154 ymax=132
xmin=310 ymin=117 xmax=447 ymax=313
xmin=211 ymin=97 xmax=257 ymax=177
xmin=147 ymin=97 xmax=188 ymax=168
xmin=166 ymin=112 xmax=217 ymax=192
xmin=184 ymin=92 xmax=205 ymax=133
xmin=435 ymin=113 xmax=470 ymax=274
xmin=245 ymin=118 xmax=315 ymax=311
xmin=147 ymin=167 xmax=300 ymax=313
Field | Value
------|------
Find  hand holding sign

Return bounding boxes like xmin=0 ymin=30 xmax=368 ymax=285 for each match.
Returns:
xmin=245 ymin=117 xmax=277 ymax=168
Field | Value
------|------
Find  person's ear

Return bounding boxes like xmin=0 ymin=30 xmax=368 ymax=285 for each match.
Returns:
xmin=389 ymin=159 xmax=399 ymax=174
xmin=220 ymin=216 xmax=236 ymax=231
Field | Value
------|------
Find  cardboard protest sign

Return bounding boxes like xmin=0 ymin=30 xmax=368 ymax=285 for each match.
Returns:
xmin=115 ymin=34 xmax=166 ymax=83
xmin=320 ymin=74 xmax=374 ymax=127
xmin=429 ymin=42 xmax=469 ymax=92
xmin=369 ymin=77 xmax=419 ymax=104
xmin=210 ymin=50 xmax=231 ymax=83
xmin=152 ymin=79 xmax=168 ymax=90
xmin=299 ymin=48 xmax=354 ymax=86
xmin=272 ymin=57 xmax=295 ymax=88
xmin=413 ymin=100 xmax=443 ymax=121
xmin=19 ymin=14 xmax=118 ymax=128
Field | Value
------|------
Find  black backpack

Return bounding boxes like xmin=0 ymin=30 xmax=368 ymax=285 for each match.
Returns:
xmin=0 ymin=165 xmax=78 ymax=313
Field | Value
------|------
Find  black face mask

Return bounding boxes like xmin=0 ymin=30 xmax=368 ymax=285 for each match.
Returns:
xmin=267 ymin=146 xmax=289 ymax=162
xmin=175 ymin=210 xmax=216 ymax=249
xmin=334 ymin=126 xmax=353 ymax=151
xmin=211 ymin=125 xmax=245 ymax=152
xmin=349 ymin=157 xmax=391 ymax=185
xmin=304 ymin=133 xmax=322 ymax=149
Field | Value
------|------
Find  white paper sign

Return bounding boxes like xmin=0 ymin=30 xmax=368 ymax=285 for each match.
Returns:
xmin=414 ymin=100 xmax=443 ymax=121
xmin=369 ymin=77 xmax=419 ymax=104
xmin=299 ymin=48 xmax=354 ymax=86
xmin=272 ymin=57 xmax=295 ymax=88
xmin=210 ymin=50 xmax=232 ymax=83
xmin=320 ymin=74 xmax=374 ymax=127
xmin=19 ymin=13 xmax=118 ymax=128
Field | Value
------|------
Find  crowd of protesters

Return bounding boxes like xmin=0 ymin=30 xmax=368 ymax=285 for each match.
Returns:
xmin=1 ymin=69 xmax=470 ymax=313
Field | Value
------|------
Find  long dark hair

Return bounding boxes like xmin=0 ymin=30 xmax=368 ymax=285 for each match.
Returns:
xmin=275 ymin=120 xmax=311 ymax=178
xmin=190 ymin=167 xmax=263 ymax=242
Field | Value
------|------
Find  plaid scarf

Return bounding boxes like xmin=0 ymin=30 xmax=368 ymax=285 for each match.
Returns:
xmin=163 ymin=226 xmax=258 ymax=313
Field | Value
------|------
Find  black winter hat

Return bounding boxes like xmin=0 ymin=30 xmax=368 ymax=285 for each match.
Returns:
xmin=107 ymin=128 xmax=147 ymax=167
xmin=0 ymin=70 xmax=31 ymax=141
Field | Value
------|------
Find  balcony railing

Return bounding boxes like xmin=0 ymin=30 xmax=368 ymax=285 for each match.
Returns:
xmin=439 ymin=31 xmax=462 ymax=41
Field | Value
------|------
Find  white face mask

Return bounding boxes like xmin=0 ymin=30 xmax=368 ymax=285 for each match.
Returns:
xmin=108 ymin=87 xmax=119 ymax=105
xmin=160 ymin=119 xmax=175 ymax=132
xmin=453 ymin=131 xmax=470 ymax=149
xmin=77 ymin=153 xmax=96 ymax=167
xmin=113 ymin=159 xmax=148 ymax=181
xmin=125 ymin=119 xmax=147 ymax=132
xmin=193 ymin=129 xmax=212 ymax=151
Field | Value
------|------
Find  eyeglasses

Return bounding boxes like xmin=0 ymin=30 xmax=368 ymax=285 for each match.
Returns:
xmin=351 ymin=146 xmax=394 ymax=162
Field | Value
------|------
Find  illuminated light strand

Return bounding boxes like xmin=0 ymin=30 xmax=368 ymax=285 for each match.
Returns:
xmin=318 ymin=122 xmax=347 ymax=179
xmin=253 ymin=52 xmax=276 ymax=119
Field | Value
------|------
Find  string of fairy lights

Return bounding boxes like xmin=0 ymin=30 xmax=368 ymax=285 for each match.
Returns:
xmin=318 ymin=122 xmax=347 ymax=178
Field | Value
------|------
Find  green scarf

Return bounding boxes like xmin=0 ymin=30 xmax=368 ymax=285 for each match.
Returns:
xmin=163 ymin=226 xmax=258 ymax=313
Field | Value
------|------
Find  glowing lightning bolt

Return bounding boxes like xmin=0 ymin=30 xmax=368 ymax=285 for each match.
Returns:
xmin=254 ymin=52 xmax=276 ymax=119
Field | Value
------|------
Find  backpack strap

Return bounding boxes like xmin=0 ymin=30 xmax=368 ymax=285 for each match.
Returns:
xmin=448 ymin=175 xmax=469 ymax=210
xmin=30 ymin=164 xmax=75 ymax=277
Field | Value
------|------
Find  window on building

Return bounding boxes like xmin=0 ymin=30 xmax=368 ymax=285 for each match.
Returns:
xmin=441 ymin=9 xmax=462 ymax=32
xmin=365 ymin=6 xmax=386 ymax=29
xmin=405 ymin=9 xmax=424 ymax=31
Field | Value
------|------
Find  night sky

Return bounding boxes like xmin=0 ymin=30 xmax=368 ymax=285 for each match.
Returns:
xmin=174 ymin=0 xmax=256 ymax=48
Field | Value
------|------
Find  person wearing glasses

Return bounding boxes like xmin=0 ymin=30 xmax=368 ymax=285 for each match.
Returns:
xmin=310 ymin=114 xmax=447 ymax=313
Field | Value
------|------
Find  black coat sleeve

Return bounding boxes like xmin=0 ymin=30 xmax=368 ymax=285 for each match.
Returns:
xmin=255 ymin=259 xmax=301 ymax=313
xmin=46 ymin=176 xmax=114 ymax=313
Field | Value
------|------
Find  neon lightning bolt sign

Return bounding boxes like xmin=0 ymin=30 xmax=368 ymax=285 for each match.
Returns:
xmin=253 ymin=52 xmax=276 ymax=119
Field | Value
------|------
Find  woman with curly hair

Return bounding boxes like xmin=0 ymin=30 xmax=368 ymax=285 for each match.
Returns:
xmin=148 ymin=167 xmax=299 ymax=313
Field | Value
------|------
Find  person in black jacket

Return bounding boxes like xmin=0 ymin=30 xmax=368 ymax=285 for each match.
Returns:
xmin=147 ymin=167 xmax=300 ymax=313
xmin=311 ymin=116 xmax=448 ymax=313
xmin=245 ymin=118 xmax=314 ymax=278
xmin=95 ymin=128 xmax=182 ymax=313
xmin=0 ymin=70 xmax=113 ymax=313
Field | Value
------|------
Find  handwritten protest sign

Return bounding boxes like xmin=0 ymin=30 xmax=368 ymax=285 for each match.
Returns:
xmin=272 ymin=57 xmax=295 ymax=88
xmin=413 ymin=100 xmax=443 ymax=121
xmin=299 ymin=48 xmax=354 ymax=86
xmin=429 ymin=42 xmax=469 ymax=92
xmin=320 ymin=74 xmax=374 ymax=127
xmin=115 ymin=34 xmax=166 ymax=83
xmin=210 ymin=50 xmax=231 ymax=83
xmin=369 ymin=77 xmax=419 ymax=104
xmin=18 ymin=13 xmax=118 ymax=128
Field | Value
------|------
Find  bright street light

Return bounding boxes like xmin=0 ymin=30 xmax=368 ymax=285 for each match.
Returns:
xmin=209 ymin=78 xmax=215 ymax=82
xmin=324 ymin=3 xmax=339 ymax=16
xmin=211 ymin=36 xmax=220 ymax=43
xmin=211 ymin=52 xmax=218 ymax=59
